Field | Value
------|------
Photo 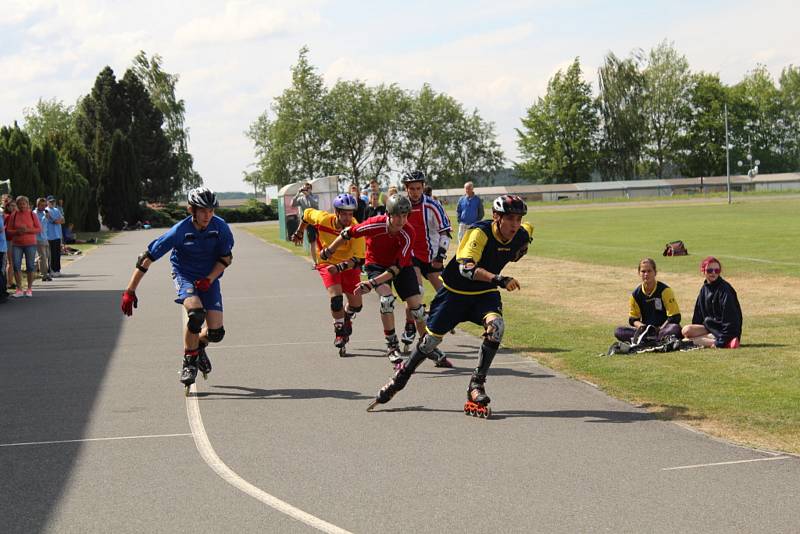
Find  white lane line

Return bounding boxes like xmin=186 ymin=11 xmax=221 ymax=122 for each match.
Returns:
xmin=662 ymin=456 xmax=792 ymax=471
xmin=185 ymin=384 xmax=353 ymax=534
xmin=0 ymin=433 xmax=191 ymax=448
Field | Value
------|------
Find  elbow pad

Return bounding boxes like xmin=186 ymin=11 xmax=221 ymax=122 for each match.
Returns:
xmin=351 ymin=257 xmax=364 ymax=269
xmin=136 ymin=250 xmax=155 ymax=273
xmin=217 ymin=253 xmax=232 ymax=267
xmin=458 ymin=260 xmax=477 ymax=280
xmin=340 ymin=227 xmax=352 ymax=240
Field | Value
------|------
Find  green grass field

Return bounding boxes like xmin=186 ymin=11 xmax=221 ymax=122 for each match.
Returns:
xmin=244 ymin=197 xmax=800 ymax=453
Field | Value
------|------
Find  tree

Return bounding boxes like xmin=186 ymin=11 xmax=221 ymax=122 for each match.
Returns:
xmin=641 ymin=41 xmax=691 ymax=178
xmin=121 ymin=69 xmax=177 ymax=202
xmin=76 ymin=66 xmax=128 ymax=230
xmin=0 ymin=123 xmax=44 ymax=199
xmin=728 ymin=65 xmax=785 ymax=173
xmin=778 ymin=65 xmax=800 ymax=171
xmin=396 ymin=83 xmax=494 ymax=187
xmin=516 ymin=58 xmax=598 ymax=183
xmin=324 ymin=81 xmax=405 ymax=188
xmin=597 ymin=52 xmax=646 ymax=180
xmin=678 ymin=73 xmax=728 ymax=177
xmin=131 ymin=51 xmax=201 ymax=192
xmin=23 ymin=98 xmax=78 ymax=147
xmin=442 ymin=109 xmax=504 ymax=186
xmin=248 ymin=46 xmax=332 ymax=186
xmin=98 ymin=130 xmax=140 ymax=230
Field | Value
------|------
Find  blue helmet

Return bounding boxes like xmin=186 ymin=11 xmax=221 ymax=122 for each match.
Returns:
xmin=333 ymin=193 xmax=357 ymax=211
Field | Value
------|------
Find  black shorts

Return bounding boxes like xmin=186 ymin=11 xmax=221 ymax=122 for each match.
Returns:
xmin=426 ymin=287 xmax=502 ymax=336
xmin=412 ymin=256 xmax=442 ymax=276
xmin=365 ymin=264 xmax=420 ymax=301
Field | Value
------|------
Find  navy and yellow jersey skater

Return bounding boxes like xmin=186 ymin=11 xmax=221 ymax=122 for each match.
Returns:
xmin=427 ymin=220 xmax=531 ymax=336
xmin=628 ymin=281 xmax=681 ymax=327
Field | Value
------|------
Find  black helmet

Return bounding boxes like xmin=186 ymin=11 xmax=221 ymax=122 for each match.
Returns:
xmin=401 ymin=170 xmax=426 ymax=184
xmin=188 ymin=187 xmax=219 ymax=209
xmin=492 ymin=195 xmax=527 ymax=215
xmin=385 ymin=194 xmax=412 ymax=216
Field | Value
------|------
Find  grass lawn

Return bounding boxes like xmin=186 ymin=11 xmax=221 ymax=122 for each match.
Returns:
xmin=244 ymin=197 xmax=800 ymax=453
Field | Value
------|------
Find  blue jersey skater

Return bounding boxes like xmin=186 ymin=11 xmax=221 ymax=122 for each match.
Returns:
xmin=147 ymin=215 xmax=234 ymax=312
xmin=120 ymin=188 xmax=234 ymax=394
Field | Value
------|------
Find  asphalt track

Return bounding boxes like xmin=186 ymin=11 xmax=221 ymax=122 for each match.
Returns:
xmin=2 ymin=224 xmax=798 ymax=533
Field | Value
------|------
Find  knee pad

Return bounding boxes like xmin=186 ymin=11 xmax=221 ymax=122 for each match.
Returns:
xmin=187 ymin=308 xmax=206 ymax=334
xmin=484 ymin=315 xmax=505 ymax=344
xmin=207 ymin=326 xmax=225 ymax=343
xmin=379 ymin=294 xmax=396 ymax=315
xmin=330 ymin=294 xmax=344 ymax=312
xmin=410 ymin=304 xmax=426 ymax=321
xmin=417 ymin=333 xmax=442 ymax=355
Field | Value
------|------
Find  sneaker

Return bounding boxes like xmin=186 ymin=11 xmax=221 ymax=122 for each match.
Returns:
xmin=24 ymin=289 xmax=33 ymax=298
xmin=52 ymin=272 xmax=61 ymax=278
xmin=12 ymin=289 xmax=24 ymax=298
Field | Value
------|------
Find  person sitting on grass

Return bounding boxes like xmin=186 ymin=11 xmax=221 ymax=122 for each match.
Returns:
xmin=614 ymin=258 xmax=682 ymax=345
xmin=681 ymin=256 xmax=742 ymax=349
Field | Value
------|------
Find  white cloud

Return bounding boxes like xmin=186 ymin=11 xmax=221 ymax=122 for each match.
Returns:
xmin=174 ymin=1 xmax=322 ymax=45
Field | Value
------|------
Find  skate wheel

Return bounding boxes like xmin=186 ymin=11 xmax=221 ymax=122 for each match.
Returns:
xmin=338 ymin=346 xmax=347 ymax=358
xmin=402 ymin=344 xmax=410 ymax=355
xmin=184 ymin=385 xmax=191 ymax=397
xmin=202 ymin=372 xmax=208 ymax=380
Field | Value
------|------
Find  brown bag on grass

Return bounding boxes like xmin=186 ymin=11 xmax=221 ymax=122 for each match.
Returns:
xmin=663 ymin=240 xmax=688 ymax=256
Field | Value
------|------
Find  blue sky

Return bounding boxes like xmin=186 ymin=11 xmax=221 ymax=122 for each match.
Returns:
xmin=1 ymin=1 xmax=797 ymax=191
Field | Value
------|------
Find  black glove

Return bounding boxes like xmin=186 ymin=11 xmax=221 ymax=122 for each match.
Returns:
xmin=492 ymin=275 xmax=513 ymax=288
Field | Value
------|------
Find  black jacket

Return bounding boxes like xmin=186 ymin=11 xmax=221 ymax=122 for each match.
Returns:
xmin=691 ymin=277 xmax=743 ymax=347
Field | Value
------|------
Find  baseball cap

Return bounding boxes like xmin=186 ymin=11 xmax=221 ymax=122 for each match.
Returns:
xmin=46 ymin=195 xmax=56 ymax=201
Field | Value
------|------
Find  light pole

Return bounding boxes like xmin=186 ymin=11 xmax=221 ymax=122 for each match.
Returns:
xmin=724 ymin=104 xmax=731 ymax=204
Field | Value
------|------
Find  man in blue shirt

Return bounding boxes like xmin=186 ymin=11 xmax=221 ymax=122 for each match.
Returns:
xmin=120 ymin=187 xmax=234 ymax=395
xmin=456 ymin=181 xmax=484 ymax=242
xmin=44 ymin=195 xmax=64 ymax=277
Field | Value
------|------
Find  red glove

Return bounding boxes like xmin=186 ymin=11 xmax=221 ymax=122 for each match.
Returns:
xmin=121 ymin=290 xmax=138 ymax=316
xmin=194 ymin=278 xmax=212 ymax=292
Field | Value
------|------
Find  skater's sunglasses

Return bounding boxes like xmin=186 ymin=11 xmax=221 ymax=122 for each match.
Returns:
xmin=705 ymin=268 xmax=721 ymax=274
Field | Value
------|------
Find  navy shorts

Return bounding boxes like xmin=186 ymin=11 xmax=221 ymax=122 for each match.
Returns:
xmin=173 ymin=273 xmax=223 ymax=312
xmin=426 ymin=287 xmax=502 ymax=337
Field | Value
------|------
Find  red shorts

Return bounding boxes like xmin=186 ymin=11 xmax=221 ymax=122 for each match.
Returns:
xmin=316 ymin=264 xmax=362 ymax=294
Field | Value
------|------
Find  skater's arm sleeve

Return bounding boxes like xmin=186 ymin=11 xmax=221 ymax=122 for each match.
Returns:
xmin=146 ymin=228 xmax=178 ymax=261
xmin=455 ymin=228 xmax=487 ymax=264
xmin=396 ymin=229 xmax=413 ymax=267
xmin=302 ymin=208 xmax=322 ymax=226
xmin=217 ymin=224 xmax=235 ymax=258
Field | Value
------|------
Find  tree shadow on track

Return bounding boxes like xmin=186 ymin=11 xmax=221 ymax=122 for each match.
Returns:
xmin=372 ymin=405 xmax=657 ymax=422
xmin=196 ymin=385 xmax=371 ymax=401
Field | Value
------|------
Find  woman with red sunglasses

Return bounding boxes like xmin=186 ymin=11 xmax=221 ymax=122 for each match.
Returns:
xmin=681 ymin=256 xmax=742 ymax=348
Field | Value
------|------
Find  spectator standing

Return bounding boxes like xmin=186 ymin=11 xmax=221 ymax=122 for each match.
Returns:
xmin=0 ymin=208 xmax=7 ymax=302
xmin=349 ymin=183 xmax=368 ymax=223
xmin=44 ymin=195 xmax=64 ymax=277
xmin=366 ymin=178 xmax=386 ymax=217
xmin=34 ymin=198 xmax=51 ymax=281
xmin=291 ymin=182 xmax=320 ymax=264
xmin=8 ymin=195 xmax=42 ymax=297
xmin=4 ymin=198 xmax=17 ymax=288
xmin=456 ymin=181 xmax=484 ymax=242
